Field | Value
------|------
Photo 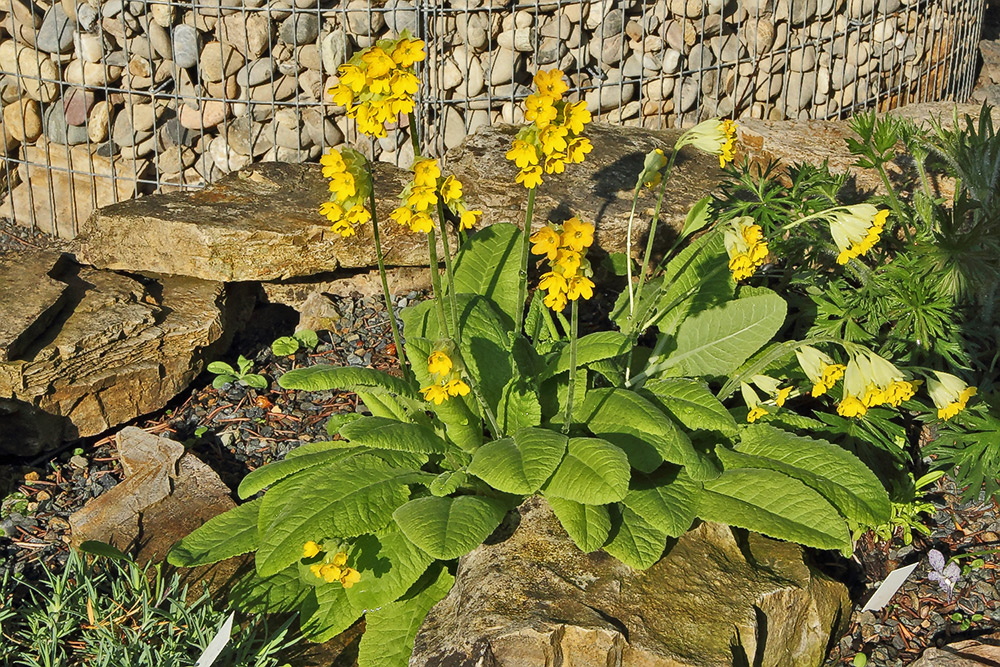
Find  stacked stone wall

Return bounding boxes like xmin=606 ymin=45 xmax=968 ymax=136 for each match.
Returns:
xmin=0 ymin=0 xmax=985 ymax=237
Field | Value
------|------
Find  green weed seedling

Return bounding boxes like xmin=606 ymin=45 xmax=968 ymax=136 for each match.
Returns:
xmin=208 ymin=355 xmax=268 ymax=390
xmin=271 ymin=329 xmax=320 ymax=357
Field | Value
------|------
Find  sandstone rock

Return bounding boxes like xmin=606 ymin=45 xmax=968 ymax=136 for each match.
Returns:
xmin=910 ymin=633 xmax=1000 ymax=666
xmin=0 ymin=263 xmax=249 ymax=455
xmin=411 ymin=497 xmax=850 ymax=666
xmin=200 ymin=41 xmax=244 ymax=82
xmin=0 ymin=251 xmax=71 ymax=363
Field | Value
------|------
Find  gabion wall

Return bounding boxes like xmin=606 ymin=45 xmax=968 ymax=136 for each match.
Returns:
xmin=0 ymin=0 xmax=986 ymax=237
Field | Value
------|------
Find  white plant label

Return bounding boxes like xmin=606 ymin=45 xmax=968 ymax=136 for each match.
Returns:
xmin=195 ymin=611 xmax=235 ymax=667
xmin=861 ymin=562 xmax=919 ymax=612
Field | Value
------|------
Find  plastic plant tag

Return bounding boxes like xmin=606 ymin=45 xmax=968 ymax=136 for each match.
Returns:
xmin=861 ymin=562 xmax=919 ymax=612
xmin=195 ymin=611 xmax=235 ymax=667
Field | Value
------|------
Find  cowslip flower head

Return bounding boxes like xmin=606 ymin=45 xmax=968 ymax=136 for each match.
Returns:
xmin=392 ymin=158 xmax=480 ymax=234
xmin=723 ymin=216 xmax=769 ymax=281
xmin=507 ymin=69 xmax=589 ymax=189
xmin=420 ymin=348 xmax=470 ymax=404
xmin=838 ymin=351 xmax=917 ymax=417
xmin=926 ymin=371 xmax=977 ymax=420
xmin=302 ymin=541 xmax=322 ymax=558
xmin=637 ymin=148 xmax=668 ymax=189
xmin=306 ymin=548 xmax=361 ymax=588
xmin=319 ymin=148 xmax=373 ymax=238
xmin=676 ymin=118 xmax=738 ymax=167
xmin=741 ymin=382 xmax=769 ymax=423
xmin=327 ymin=30 xmax=424 ymax=138
xmin=532 ymin=218 xmax=595 ymax=312
xmin=827 ymin=204 xmax=888 ymax=265
xmin=795 ymin=346 xmax=846 ymax=397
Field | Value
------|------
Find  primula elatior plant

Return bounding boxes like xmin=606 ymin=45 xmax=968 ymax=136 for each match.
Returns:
xmin=169 ymin=35 xmax=988 ymax=663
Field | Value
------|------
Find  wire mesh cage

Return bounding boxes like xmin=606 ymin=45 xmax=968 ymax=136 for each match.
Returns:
xmin=0 ymin=0 xmax=986 ymax=238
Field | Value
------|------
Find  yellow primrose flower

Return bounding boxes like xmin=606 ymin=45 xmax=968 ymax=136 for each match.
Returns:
xmin=338 ymin=64 xmax=367 ymax=93
xmin=543 ymin=288 xmax=568 ymax=312
xmin=413 ymin=158 xmax=441 ymax=187
xmin=506 ymin=140 xmax=540 ymax=169
xmin=839 ymin=352 xmax=915 ymax=416
xmin=837 ymin=394 xmax=868 ymax=418
xmin=409 ymin=211 xmax=434 ymax=233
xmin=328 ymin=83 xmax=354 ymax=108
xmin=525 ymin=94 xmax=557 ymax=128
xmin=390 ymin=206 xmax=413 ymax=228
xmin=440 ymin=175 xmax=463 ymax=204
xmin=566 ymin=275 xmax=595 ymax=300
xmin=795 ymin=346 xmax=846 ymax=397
xmin=458 ymin=205 xmax=481 ymax=230
xmin=391 ymin=38 xmax=426 ymax=68
xmin=320 ymin=150 xmax=347 ymax=178
xmin=407 ymin=185 xmax=438 ymax=211
xmin=752 ymin=375 xmax=793 ymax=407
xmin=444 ymin=378 xmax=471 ymax=397
xmin=539 ymin=270 xmax=568 ymax=293
xmin=516 ymin=166 xmax=544 ymax=189
xmin=309 ymin=563 xmax=324 ymax=578
xmin=538 ymin=125 xmax=569 ymax=155
xmin=320 ymin=564 xmax=342 ymax=583
xmin=331 ymin=552 xmax=348 ymax=566
xmin=562 ymin=101 xmax=591 ymax=135
xmin=389 ymin=70 xmax=419 ymax=97
xmin=561 ymin=217 xmax=594 ymax=252
xmin=723 ymin=216 xmax=768 ymax=281
xmin=534 ymin=69 xmax=568 ymax=99
xmin=637 ymin=148 xmax=668 ymax=189
xmin=344 ymin=203 xmax=371 ymax=226
xmin=302 ymin=541 xmax=321 ymax=558
xmin=368 ymin=75 xmax=392 ymax=96
xmin=530 ymin=227 xmax=561 ymax=260
xmin=340 ymin=567 xmax=362 ymax=588
xmin=427 ymin=350 xmax=453 ymax=376
xmin=927 ymin=371 xmax=977 ymax=420
xmin=554 ymin=248 xmax=581 ymax=274
xmin=741 ymin=382 xmax=768 ymax=422
xmin=421 ymin=383 xmax=450 ymax=405
xmin=544 ymin=155 xmax=566 ymax=174
xmin=361 ymin=47 xmax=395 ymax=79
xmin=319 ymin=201 xmax=344 ymax=224
xmin=355 ymin=105 xmax=388 ymax=137
xmin=328 ymin=171 xmax=356 ymax=200
xmin=331 ymin=219 xmax=355 ymax=237
xmin=676 ymin=118 xmax=738 ymax=168
xmin=828 ymin=205 xmax=889 ymax=265
xmin=565 ymin=136 xmax=593 ymax=164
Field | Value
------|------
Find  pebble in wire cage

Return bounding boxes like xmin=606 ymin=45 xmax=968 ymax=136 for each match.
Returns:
xmin=0 ymin=0 xmax=986 ymax=238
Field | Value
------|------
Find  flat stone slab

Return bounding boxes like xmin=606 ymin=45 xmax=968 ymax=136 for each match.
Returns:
xmin=74 ymin=123 xmax=724 ymax=282
xmin=0 ymin=250 xmax=70 ymax=362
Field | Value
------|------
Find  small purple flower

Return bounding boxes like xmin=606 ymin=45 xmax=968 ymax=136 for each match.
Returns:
xmin=927 ymin=549 xmax=961 ymax=600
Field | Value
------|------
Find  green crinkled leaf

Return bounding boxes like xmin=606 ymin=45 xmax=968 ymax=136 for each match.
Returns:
xmin=230 ymin=564 xmax=310 ymax=615
xmin=643 ymin=378 xmax=738 ymax=436
xmin=238 ymin=445 xmax=361 ymax=499
xmin=657 ymin=293 xmax=787 ymax=377
xmin=496 ymin=378 xmax=542 ymax=435
xmin=603 ymin=506 xmax=668 ymax=570
xmin=358 ymin=565 xmax=455 ymax=667
xmin=340 ymin=417 xmax=449 ymax=454
xmin=299 ymin=580 xmax=359 ymax=642
xmin=344 ymin=527 xmax=435 ymax=617
xmin=467 ymin=428 xmax=567 ymax=495
xmin=326 ymin=412 xmax=366 ymax=437
xmin=393 ymin=495 xmax=510 ymax=560
xmin=698 ymin=468 xmax=851 ymax=551
xmin=451 ymin=222 xmax=522 ymax=328
xmin=544 ymin=437 xmax=630 ymax=505
xmin=256 ymin=457 xmax=416 ymax=577
xmin=580 ymin=388 xmax=698 ymax=473
xmin=652 ymin=232 xmax=734 ymax=336
xmin=278 ymin=365 xmax=418 ymax=398
xmin=546 ymin=496 xmax=611 ymax=552
xmin=167 ymin=498 xmax=262 ymax=567
xmin=429 ymin=470 xmax=467 ymax=496
xmin=545 ymin=331 xmax=629 ymax=378
xmin=727 ymin=424 xmax=891 ymax=525
xmin=623 ymin=467 xmax=699 ymax=537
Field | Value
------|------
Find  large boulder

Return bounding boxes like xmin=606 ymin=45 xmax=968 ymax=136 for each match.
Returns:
xmin=0 ymin=251 xmax=251 ymax=456
xmin=74 ymin=123 xmax=723 ymax=282
xmin=411 ymin=496 xmax=850 ymax=667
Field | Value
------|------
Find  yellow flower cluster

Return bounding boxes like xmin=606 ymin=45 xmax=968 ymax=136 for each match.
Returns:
xmin=927 ymin=371 xmax=977 ymax=421
xmin=505 ymin=69 xmax=592 ymax=189
xmin=723 ymin=216 xmax=769 ymax=281
xmin=741 ymin=376 xmax=794 ymax=423
xmin=530 ymin=217 xmax=595 ymax=312
xmin=419 ymin=350 xmax=471 ymax=405
xmin=828 ymin=204 xmax=888 ymax=265
xmin=319 ymin=148 xmax=373 ymax=237
xmin=837 ymin=352 xmax=918 ymax=418
xmin=795 ymin=346 xmax=847 ymax=397
xmin=390 ymin=158 xmax=482 ymax=234
xmin=676 ymin=118 xmax=738 ymax=168
xmin=327 ymin=32 xmax=425 ymax=138
xmin=302 ymin=541 xmax=361 ymax=588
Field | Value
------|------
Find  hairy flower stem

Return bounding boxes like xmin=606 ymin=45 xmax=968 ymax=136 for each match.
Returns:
xmin=436 ymin=200 xmax=461 ymax=344
xmin=515 ymin=188 xmax=537 ymax=335
xmin=562 ymin=300 xmax=579 ymax=434
xmin=366 ymin=160 xmax=411 ymax=381
xmin=407 ymin=112 xmax=421 ymax=162
xmin=426 ymin=229 xmax=451 ymax=339
xmin=874 ymin=161 xmax=911 ymax=243
xmin=631 ymin=151 xmax=677 ymax=330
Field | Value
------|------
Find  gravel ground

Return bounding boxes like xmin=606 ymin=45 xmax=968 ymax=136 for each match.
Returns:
xmin=2 ymin=217 xmax=999 ymax=664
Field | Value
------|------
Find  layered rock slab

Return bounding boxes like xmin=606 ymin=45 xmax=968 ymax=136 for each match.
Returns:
xmin=411 ymin=496 xmax=850 ymax=667
xmin=74 ymin=123 xmax=723 ymax=282
xmin=0 ymin=252 xmax=249 ymax=456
